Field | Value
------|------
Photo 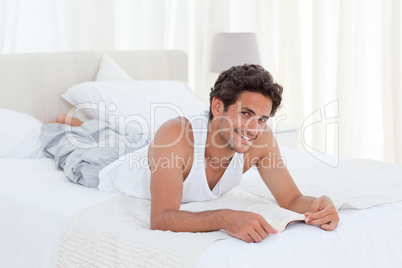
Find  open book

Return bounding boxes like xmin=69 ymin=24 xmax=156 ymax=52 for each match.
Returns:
xmin=247 ymin=204 xmax=306 ymax=233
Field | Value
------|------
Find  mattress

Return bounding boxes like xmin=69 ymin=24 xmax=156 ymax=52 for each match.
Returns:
xmin=196 ymin=201 xmax=402 ymax=268
xmin=0 ymin=158 xmax=117 ymax=268
xmin=1 ymin=148 xmax=401 ymax=268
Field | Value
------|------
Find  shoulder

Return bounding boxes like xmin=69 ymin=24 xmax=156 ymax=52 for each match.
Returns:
xmin=150 ymin=116 xmax=194 ymax=157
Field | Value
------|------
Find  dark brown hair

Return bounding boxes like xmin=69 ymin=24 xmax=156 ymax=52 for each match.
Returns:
xmin=209 ymin=64 xmax=283 ymax=120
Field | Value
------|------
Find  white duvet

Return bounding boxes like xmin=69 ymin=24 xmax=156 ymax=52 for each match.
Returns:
xmin=1 ymin=149 xmax=402 ymax=268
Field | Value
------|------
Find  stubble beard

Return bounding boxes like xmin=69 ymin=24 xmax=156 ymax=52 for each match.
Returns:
xmin=218 ymin=129 xmax=236 ymax=152
xmin=217 ymin=118 xmax=247 ymax=153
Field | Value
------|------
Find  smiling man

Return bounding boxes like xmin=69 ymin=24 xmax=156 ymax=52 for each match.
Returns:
xmin=42 ymin=64 xmax=339 ymax=243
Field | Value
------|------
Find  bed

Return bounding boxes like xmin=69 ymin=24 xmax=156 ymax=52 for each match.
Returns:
xmin=0 ymin=50 xmax=401 ymax=268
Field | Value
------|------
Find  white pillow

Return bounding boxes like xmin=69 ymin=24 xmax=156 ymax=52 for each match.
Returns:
xmin=0 ymin=108 xmax=44 ymax=158
xmin=62 ymin=80 xmax=208 ymax=135
xmin=95 ymin=54 xmax=133 ymax=81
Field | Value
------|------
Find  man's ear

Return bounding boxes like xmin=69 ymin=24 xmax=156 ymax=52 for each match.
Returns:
xmin=211 ymin=97 xmax=224 ymax=117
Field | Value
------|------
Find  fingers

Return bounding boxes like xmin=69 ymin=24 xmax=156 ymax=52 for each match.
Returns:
xmin=253 ymin=220 xmax=278 ymax=241
xmin=310 ymin=199 xmax=322 ymax=213
xmin=227 ymin=211 xmax=277 ymax=243
xmin=244 ymin=225 xmax=275 ymax=243
xmin=260 ymin=216 xmax=278 ymax=235
xmin=307 ymin=204 xmax=335 ymax=221
xmin=241 ymin=222 xmax=275 ymax=243
xmin=254 ymin=224 xmax=268 ymax=240
xmin=308 ymin=213 xmax=335 ymax=226
xmin=310 ymin=196 xmax=329 ymax=213
xmin=233 ymin=227 xmax=262 ymax=243
xmin=320 ymin=221 xmax=338 ymax=231
xmin=305 ymin=197 xmax=340 ymax=230
xmin=248 ymin=231 xmax=263 ymax=243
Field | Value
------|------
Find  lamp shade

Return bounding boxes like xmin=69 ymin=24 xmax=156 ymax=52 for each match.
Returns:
xmin=211 ymin=32 xmax=261 ymax=73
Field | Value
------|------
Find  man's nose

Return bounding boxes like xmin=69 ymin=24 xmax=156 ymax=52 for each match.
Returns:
xmin=245 ymin=118 xmax=260 ymax=136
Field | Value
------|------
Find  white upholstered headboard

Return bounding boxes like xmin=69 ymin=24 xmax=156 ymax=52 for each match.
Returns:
xmin=0 ymin=50 xmax=187 ymax=123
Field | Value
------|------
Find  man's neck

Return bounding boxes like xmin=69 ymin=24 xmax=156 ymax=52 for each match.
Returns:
xmin=204 ymin=120 xmax=236 ymax=164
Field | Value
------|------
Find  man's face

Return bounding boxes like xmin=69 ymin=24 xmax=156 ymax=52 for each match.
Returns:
xmin=214 ymin=91 xmax=273 ymax=154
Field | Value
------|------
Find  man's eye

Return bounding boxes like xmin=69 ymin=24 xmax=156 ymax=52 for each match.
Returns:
xmin=259 ymin=118 xmax=267 ymax=123
xmin=241 ymin=112 xmax=249 ymax=116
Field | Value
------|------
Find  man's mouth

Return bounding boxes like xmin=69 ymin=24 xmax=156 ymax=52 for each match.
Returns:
xmin=236 ymin=131 xmax=253 ymax=143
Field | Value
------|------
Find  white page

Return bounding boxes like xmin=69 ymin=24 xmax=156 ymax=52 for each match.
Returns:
xmin=247 ymin=204 xmax=305 ymax=232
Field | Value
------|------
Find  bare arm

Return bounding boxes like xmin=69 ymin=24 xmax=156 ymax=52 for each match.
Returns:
xmin=149 ymin=119 xmax=277 ymax=242
xmin=256 ymin=129 xmax=339 ymax=230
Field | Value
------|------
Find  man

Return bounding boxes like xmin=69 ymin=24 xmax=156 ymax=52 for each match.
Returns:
xmin=43 ymin=64 xmax=339 ymax=243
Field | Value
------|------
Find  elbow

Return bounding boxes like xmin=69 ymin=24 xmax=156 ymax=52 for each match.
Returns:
xmin=150 ymin=224 xmax=160 ymax=231
xmin=150 ymin=222 xmax=167 ymax=231
xmin=150 ymin=211 xmax=170 ymax=231
xmin=150 ymin=217 xmax=164 ymax=231
xmin=150 ymin=220 xmax=158 ymax=230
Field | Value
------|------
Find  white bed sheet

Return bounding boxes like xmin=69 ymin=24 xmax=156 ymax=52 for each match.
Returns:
xmin=0 ymin=158 xmax=117 ymax=268
xmin=196 ymin=201 xmax=402 ymax=268
xmin=195 ymin=149 xmax=402 ymax=268
xmin=1 ymin=149 xmax=401 ymax=268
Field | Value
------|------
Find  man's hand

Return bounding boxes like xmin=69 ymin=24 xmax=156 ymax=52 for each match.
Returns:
xmin=221 ymin=209 xmax=278 ymax=243
xmin=304 ymin=195 xmax=339 ymax=231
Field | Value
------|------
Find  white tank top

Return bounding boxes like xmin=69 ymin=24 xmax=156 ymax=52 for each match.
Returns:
xmin=98 ymin=110 xmax=244 ymax=203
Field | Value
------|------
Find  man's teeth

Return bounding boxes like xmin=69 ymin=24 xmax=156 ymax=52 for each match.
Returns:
xmin=238 ymin=132 xmax=251 ymax=141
